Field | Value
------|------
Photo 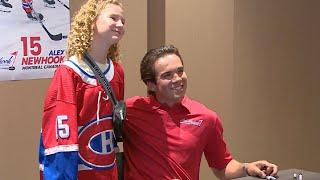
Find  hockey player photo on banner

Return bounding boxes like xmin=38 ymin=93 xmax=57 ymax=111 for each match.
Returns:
xmin=0 ymin=0 xmax=69 ymax=81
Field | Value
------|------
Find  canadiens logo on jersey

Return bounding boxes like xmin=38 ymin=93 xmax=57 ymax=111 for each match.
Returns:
xmin=78 ymin=115 xmax=116 ymax=170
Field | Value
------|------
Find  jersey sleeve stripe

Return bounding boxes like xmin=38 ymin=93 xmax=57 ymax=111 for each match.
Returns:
xmin=44 ymin=144 xmax=79 ymax=155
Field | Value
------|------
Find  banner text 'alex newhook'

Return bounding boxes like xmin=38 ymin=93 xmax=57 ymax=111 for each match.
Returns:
xmin=21 ymin=56 xmax=64 ymax=65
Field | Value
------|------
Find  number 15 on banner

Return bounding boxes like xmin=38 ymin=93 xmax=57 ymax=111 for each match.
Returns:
xmin=21 ymin=36 xmax=42 ymax=56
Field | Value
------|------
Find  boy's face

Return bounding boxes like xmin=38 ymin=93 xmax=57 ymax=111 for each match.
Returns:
xmin=94 ymin=4 xmax=125 ymax=45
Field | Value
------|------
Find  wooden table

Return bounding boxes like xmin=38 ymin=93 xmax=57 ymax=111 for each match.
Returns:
xmin=236 ymin=169 xmax=320 ymax=180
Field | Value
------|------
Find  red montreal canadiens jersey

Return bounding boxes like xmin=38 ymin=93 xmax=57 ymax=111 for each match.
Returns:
xmin=39 ymin=56 xmax=124 ymax=180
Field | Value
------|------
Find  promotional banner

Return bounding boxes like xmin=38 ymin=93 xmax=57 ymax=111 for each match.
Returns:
xmin=0 ymin=0 xmax=69 ymax=81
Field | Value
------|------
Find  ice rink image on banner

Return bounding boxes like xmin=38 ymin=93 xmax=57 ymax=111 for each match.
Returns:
xmin=0 ymin=0 xmax=69 ymax=81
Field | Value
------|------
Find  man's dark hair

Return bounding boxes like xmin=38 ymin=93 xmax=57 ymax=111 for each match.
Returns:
xmin=140 ymin=45 xmax=183 ymax=95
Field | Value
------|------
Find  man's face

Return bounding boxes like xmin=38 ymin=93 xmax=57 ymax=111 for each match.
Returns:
xmin=147 ymin=54 xmax=187 ymax=107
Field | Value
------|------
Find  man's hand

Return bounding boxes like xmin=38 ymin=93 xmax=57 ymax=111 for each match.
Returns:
xmin=245 ymin=160 xmax=278 ymax=178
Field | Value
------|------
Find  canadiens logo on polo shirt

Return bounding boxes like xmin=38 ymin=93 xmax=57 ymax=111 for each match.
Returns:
xmin=78 ymin=116 xmax=116 ymax=170
xmin=180 ymin=119 xmax=203 ymax=127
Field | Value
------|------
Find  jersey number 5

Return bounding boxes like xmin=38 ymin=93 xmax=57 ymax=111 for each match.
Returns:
xmin=56 ymin=115 xmax=70 ymax=139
